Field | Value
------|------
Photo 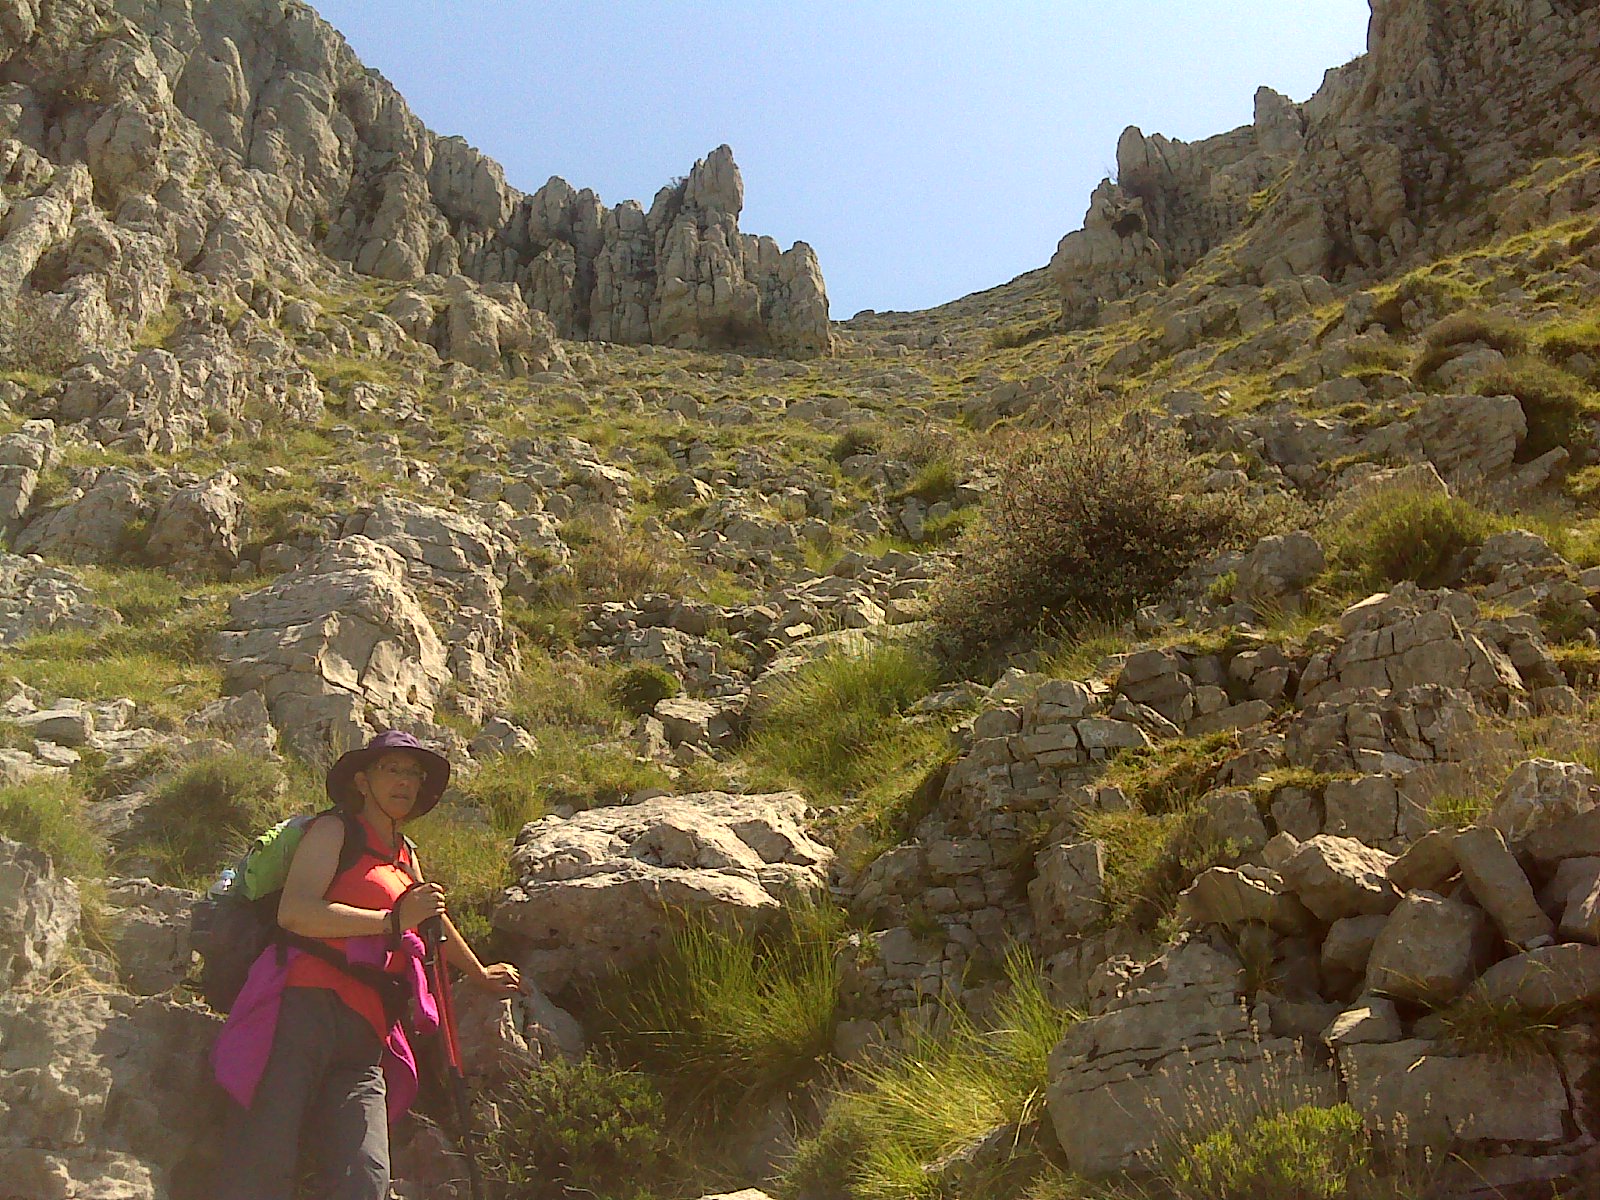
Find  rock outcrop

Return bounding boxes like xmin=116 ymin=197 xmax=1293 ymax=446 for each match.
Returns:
xmin=1050 ymin=0 xmax=1600 ymax=322
xmin=0 ymin=1 xmax=830 ymax=357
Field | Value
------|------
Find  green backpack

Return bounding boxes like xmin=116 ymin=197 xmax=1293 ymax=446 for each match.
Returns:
xmin=191 ymin=810 xmax=417 ymax=1012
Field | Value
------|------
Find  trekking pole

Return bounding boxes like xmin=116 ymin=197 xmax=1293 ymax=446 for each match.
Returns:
xmin=420 ymin=916 xmax=485 ymax=1200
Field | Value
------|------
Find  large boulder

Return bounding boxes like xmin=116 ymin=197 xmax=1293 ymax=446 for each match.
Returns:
xmin=214 ymin=537 xmax=450 ymax=756
xmin=143 ymin=471 xmax=245 ymax=575
xmin=1339 ymin=1039 xmax=1570 ymax=1149
xmin=1364 ymin=890 xmax=1493 ymax=1006
xmin=494 ymin=792 xmax=832 ymax=991
xmin=1278 ymin=836 xmax=1399 ymax=923
xmin=352 ymin=497 xmax=523 ymax=717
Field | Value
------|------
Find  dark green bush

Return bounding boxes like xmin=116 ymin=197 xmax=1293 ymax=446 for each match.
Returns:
xmin=929 ymin=425 xmax=1288 ymax=660
xmin=609 ymin=663 xmax=681 ymax=717
xmin=1326 ymin=488 xmax=1497 ymax=590
xmin=478 ymin=1056 xmax=669 ymax=1200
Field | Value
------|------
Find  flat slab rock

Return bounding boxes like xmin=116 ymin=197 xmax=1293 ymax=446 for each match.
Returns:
xmin=494 ymin=792 xmax=831 ymax=991
xmin=1339 ymin=1038 xmax=1570 ymax=1148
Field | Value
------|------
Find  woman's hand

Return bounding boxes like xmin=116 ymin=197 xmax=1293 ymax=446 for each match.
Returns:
xmin=472 ymin=961 xmax=526 ymax=997
xmin=393 ymin=882 xmax=448 ymax=931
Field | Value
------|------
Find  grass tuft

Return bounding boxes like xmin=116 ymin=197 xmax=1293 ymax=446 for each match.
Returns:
xmin=784 ymin=952 xmax=1077 ymax=1200
xmin=596 ymin=902 xmax=844 ymax=1113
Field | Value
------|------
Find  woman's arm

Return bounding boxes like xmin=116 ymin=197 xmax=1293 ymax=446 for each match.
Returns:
xmin=404 ymin=842 xmax=522 ymax=996
xmin=441 ymin=912 xmax=525 ymax=998
xmin=277 ymin=816 xmax=444 ymax=938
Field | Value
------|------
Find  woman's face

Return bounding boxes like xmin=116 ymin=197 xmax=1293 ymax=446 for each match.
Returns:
xmin=355 ymin=750 xmax=428 ymax=821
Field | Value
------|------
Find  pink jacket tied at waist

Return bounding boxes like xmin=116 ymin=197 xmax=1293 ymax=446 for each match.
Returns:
xmin=212 ymin=930 xmax=440 ymax=1123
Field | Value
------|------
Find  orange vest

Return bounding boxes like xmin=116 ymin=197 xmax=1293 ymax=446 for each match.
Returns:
xmin=285 ymin=814 xmax=416 ymax=1041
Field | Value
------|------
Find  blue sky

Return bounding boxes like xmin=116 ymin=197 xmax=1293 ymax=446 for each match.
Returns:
xmin=310 ymin=1 xmax=1372 ymax=319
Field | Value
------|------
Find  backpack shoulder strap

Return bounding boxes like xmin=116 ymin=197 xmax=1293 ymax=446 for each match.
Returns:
xmin=401 ymin=834 xmax=422 ymax=883
xmin=326 ymin=808 xmax=369 ymax=879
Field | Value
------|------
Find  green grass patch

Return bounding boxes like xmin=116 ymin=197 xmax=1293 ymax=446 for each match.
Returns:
xmin=457 ymin=735 xmax=671 ymax=834
xmin=1436 ymin=990 xmax=1558 ymax=1059
xmin=741 ymin=643 xmax=943 ymax=805
xmin=596 ymin=902 xmax=844 ymax=1113
xmin=784 ymin=953 xmax=1076 ymax=1200
xmin=0 ymin=571 xmax=236 ymax=721
xmin=1079 ymin=806 xmax=1228 ymax=934
xmin=1101 ymin=731 xmax=1242 ymax=816
xmin=126 ymin=750 xmax=317 ymax=888
xmin=411 ymin=811 xmax=510 ymax=948
xmin=0 ymin=775 xmax=105 ymax=878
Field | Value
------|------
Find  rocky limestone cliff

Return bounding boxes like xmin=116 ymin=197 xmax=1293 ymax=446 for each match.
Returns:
xmin=1051 ymin=0 xmax=1600 ymax=325
xmin=0 ymin=0 xmax=830 ymax=358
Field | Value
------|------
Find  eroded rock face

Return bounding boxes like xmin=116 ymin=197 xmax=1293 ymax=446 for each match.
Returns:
xmin=0 ymin=836 xmax=80 ymax=990
xmin=494 ymin=792 xmax=832 ymax=992
xmin=0 ymin=4 xmax=829 ymax=361
xmin=1045 ymin=939 xmax=1334 ymax=1177
xmin=0 ymin=990 xmax=223 ymax=1200
xmin=1050 ymin=0 xmax=1600 ymax=318
xmin=214 ymin=537 xmax=450 ymax=755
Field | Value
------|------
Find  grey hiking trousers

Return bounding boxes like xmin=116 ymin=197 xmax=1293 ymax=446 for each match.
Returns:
xmin=217 ymin=986 xmax=390 ymax=1200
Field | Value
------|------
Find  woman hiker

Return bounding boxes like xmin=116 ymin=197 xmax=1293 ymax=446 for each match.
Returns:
xmin=212 ymin=730 xmax=525 ymax=1200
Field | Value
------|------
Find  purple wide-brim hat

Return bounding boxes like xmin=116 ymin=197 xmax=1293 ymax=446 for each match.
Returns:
xmin=325 ymin=730 xmax=451 ymax=818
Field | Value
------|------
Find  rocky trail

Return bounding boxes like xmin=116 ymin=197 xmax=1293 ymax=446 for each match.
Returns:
xmin=4 ymin=0 xmax=1600 ymax=1198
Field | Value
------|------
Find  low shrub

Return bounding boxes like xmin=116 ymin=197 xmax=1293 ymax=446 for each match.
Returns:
xmin=929 ymin=425 xmax=1290 ymax=661
xmin=1170 ymin=1103 xmax=1370 ymax=1200
xmin=1472 ymin=356 xmax=1597 ymax=462
xmin=597 ymin=902 xmax=844 ymax=1111
xmin=830 ymin=423 xmax=886 ymax=462
xmin=1411 ymin=310 xmax=1530 ymax=382
xmin=1324 ymin=487 xmax=1498 ymax=590
xmin=784 ymin=953 xmax=1076 ymax=1200
xmin=478 ymin=1055 xmax=670 ymax=1200
xmin=609 ymin=663 xmax=680 ymax=717
xmin=988 ymin=317 xmax=1057 ymax=350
